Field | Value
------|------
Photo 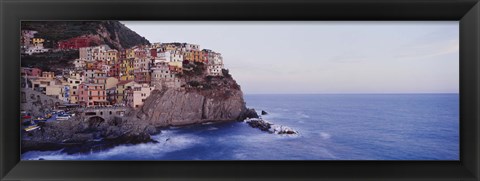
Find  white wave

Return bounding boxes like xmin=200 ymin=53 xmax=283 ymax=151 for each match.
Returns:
xmin=207 ymin=126 xmax=218 ymax=131
xmin=22 ymin=129 xmax=205 ymax=160
xmin=320 ymin=132 xmax=331 ymax=139
xmin=296 ymin=111 xmax=310 ymax=118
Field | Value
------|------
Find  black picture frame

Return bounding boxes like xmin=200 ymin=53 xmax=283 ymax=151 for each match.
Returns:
xmin=1 ymin=0 xmax=479 ymax=180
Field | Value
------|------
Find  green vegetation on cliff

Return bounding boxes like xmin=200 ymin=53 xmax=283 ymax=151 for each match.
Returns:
xmin=21 ymin=50 xmax=78 ymax=73
xmin=21 ymin=21 xmax=150 ymax=49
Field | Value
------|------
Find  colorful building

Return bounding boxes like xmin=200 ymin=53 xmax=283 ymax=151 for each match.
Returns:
xmin=125 ymin=83 xmax=154 ymax=108
xmin=21 ymin=67 xmax=42 ymax=77
xmin=66 ymin=77 xmax=82 ymax=104
xmin=78 ymin=83 xmax=108 ymax=107
xmin=151 ymin=62 xmax=182 ymax=89
xmin=105 ymin=77 xmax=119 ymax=90
xmin=20 ymin=30 xmax=38 ymax=48
xmin=108 ymin=63 xmax=121 ymax=78
xmin=31 ymin=38 xmax=45 ymax=46
xmin=120 ymin=59 xmax=135 ymax=81
xmin=116 ymin=80 xmax=134 ymax=105
xmin=57 ymin=36 xmax=93 ymax=49
xmin=106 ymin=49 xmax=119 ymax=65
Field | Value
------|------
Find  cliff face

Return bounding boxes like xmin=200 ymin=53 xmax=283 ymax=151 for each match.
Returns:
xmin=136 ymin=88 xmax=246 ymax=127
xmin=136 ymin=64 xmax=250 ymax=127
xmin=22 ymin=21 xmax=150 ymax=49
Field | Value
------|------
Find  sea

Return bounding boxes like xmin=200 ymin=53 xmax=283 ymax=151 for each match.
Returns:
xmin=21 ymin=94 xmax=459 ymax=160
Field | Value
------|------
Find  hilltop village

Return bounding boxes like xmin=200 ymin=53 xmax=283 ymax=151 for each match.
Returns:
xmin=21 ymin=30 xmax=225 ymax=110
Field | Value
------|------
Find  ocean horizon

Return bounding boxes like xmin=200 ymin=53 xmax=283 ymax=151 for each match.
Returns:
xmin=22 ymin=93 xmax=459 ymax=160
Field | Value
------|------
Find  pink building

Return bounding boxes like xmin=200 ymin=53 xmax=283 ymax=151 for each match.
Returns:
xmin=78 ymin=83 xmax=108 ymax=107
xmin=21 ymin=67 xmax=42 ymax=77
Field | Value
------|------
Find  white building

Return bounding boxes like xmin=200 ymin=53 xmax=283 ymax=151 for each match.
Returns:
xmin=73 ymin=59 xmax=86 ymax=70
xmin=206 ymin=52 xmax=224 ymax=76
xmin=66 ymin=77 xmax=82 ymax=104
xmin=207 ymin=65 xmax=224 ymax=76
xmin=45 ymin=83 xmax=68 ymax=101
xmin=134 ymin=58 xmax=150 ymax=71
xmin=125 ymin=83 xmax=154 ymax=108
xmin=21 ymin=30 xmax=38 ymax=49
xmin=183 ymin=43 xmax=200 ymax=51
xmin=156 ymin=50 xmax=183 ymax=68
xmin=102 ymin=64 xmax=112 ymax=74
xmin=79 ymin=45 xmax=111 ymax=61
xmin=84 ymin=69 xmax=107 ymax=80
xmin=151 ymin=62 xmax=182 ymax=89
xmin=25 ymin=45 xmax=49 ymax=55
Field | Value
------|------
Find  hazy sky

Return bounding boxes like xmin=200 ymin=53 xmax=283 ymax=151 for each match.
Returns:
xmin=121 ymin=21 xmax=459 ymax=94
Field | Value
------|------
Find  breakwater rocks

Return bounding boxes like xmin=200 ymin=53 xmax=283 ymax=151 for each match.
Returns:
xmin=245 ymin=118 xmax=298 ymax=135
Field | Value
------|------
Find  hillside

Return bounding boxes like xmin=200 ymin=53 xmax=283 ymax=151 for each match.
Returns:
xmin=21 ymin=21 xmax=150 ymax=50
xmin=21 ymin=50 xmax=78 ymax=72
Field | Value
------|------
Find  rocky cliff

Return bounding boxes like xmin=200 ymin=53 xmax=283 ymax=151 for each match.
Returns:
xmin=136 ymin=87 xmax=247 ymax=127
xmin=136 ymin=64 xmax=253 ymax=127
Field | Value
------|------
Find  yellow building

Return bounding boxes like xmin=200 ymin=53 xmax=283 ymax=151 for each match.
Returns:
xmin=116 ymin=80 xmax=134 ymax=104
xmin=120 ymin=59 xmax=135 ymax=81
xmin=67 ymin=77 xmax=82 ymax=104
xmin=165 ymin=44 xmax=177 ymax=51
xmin=184 ymin=51 xmax=194 ymax=62
xmin=85 ymin=62 xmax=96 ymax=70
xmin=193 ymin=50 xmax=205 ymax=63
xmin=168 ymin=61 xmax=183 ymax=68
xmin=105 ymin=77 xmax=119 ymax=89
xmin=106 ymin=49 xmax=119 ymax=65
xmin=32 ymin=38 xmax=45 ymax=46
xmin=126 ymin=49 xmax=135 ymax=59
xmin=42 ymin=71 xmax=55 ymax=78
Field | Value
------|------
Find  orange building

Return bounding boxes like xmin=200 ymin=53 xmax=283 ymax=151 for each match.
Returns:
xmin=193 ymin=50 xmax=206 ymax=63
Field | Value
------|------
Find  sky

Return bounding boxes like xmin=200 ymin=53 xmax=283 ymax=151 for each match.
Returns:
xmin=121 ymin=21 xmax=459 ymax=94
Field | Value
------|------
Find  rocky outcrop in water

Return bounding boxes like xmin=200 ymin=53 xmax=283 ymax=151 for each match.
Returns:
xmin=261 ymin=110 xmax=268 ymax=115
xmin=245 ymin=118 xmax=298 ymax=135
xmin=22 ymin=115 xmax=157 ymax=154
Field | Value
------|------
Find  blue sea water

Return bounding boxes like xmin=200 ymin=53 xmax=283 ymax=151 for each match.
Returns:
xmin=21 ymin=94 xmax=459 ymax=160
